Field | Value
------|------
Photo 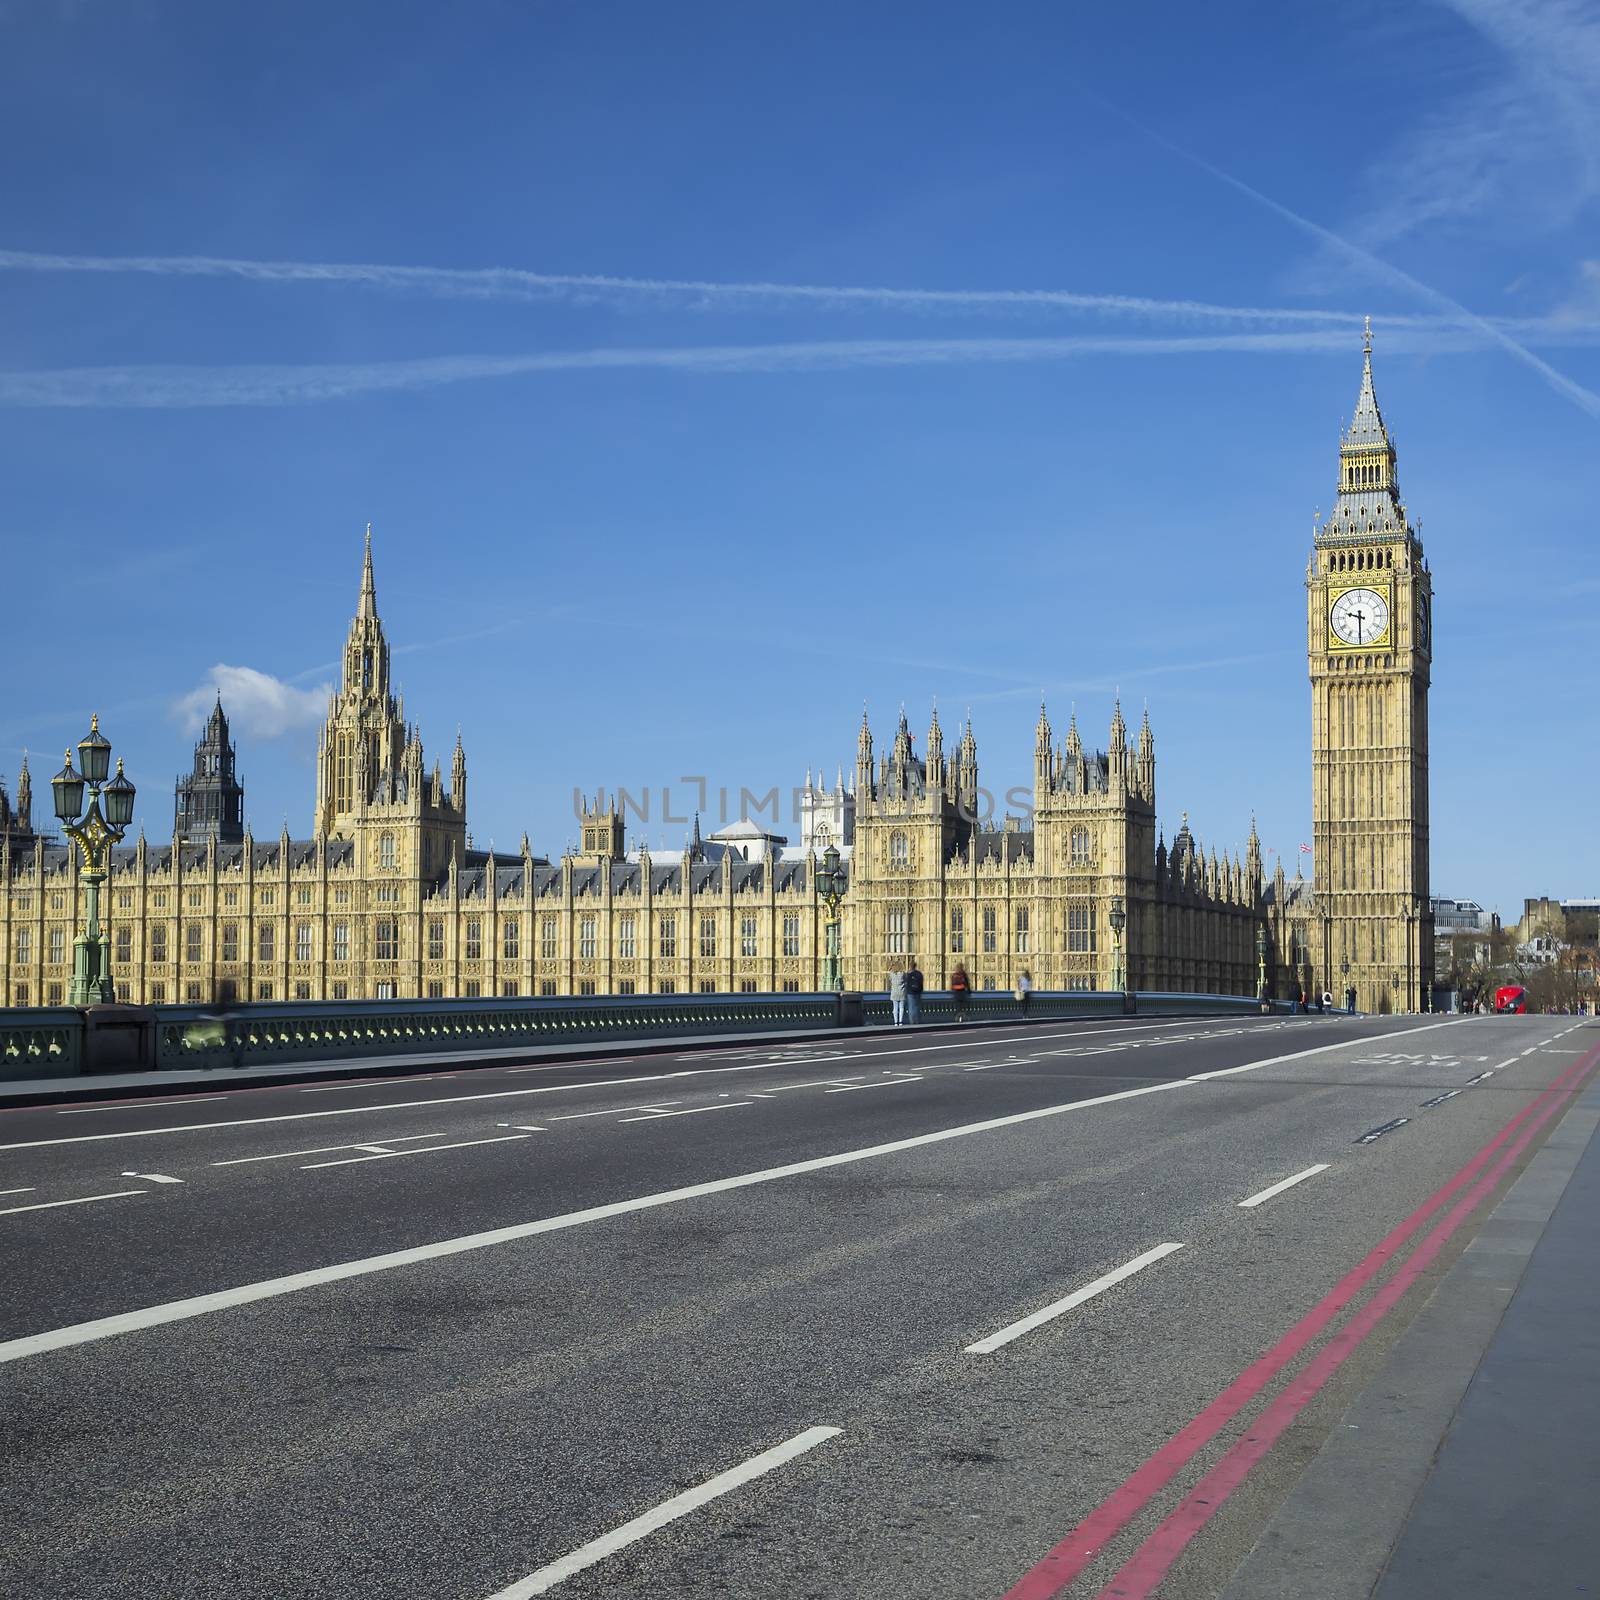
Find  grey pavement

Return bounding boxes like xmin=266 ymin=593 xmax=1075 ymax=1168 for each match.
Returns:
xmin=1373 ymin=1077 xmax=1600 ymax=1597
xmin=1 ymin=1011 xmax=1593 ymax=1599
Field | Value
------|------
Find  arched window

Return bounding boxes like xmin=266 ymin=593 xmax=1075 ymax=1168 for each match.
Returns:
xmin=1070 ymin=825 xmax=1091 ymax=864
xmin=379 ymin=832 xmax=396 ymax=870
xmin=889 ymin=830 xmax=908 ymax=867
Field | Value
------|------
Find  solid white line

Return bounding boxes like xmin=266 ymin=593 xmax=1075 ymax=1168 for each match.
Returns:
xmin=485 ymin=1426 xmax=842 ymax=1597
xmin=0 ymin=1018 xmax=1460 ymax=1366
xmin=301 ymin=1133 xmax=531 ymax=1170
xmin=57 ymin=1097 xmax=228 ymax=1115
xmin=965 ymin=1243 xmax=1185 ymax=1354
xmin=0 ymin=1190 xmax=146 ymax=1218
xmin=617 ymin=1103 xmax=753 ymax=1122
xmin=212 ymin=1131 xmax=455 ymax=1166
xmin=0 ymin=1018 xmax=1262 ymax=1151
xmin=0 ymin=1186 xmax=36 ymax=1196
xmin=299 ymin=1077 xmax=446 ymax=1093
xmin=546 ymin=1103 xmax=681 ymax=1121
xmin=1238 ymin=1163 xmax=1330 ymax=1208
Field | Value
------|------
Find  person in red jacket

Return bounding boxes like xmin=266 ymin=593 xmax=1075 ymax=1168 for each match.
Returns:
xmin=950 ymin=962 xmax=971 ymax=1022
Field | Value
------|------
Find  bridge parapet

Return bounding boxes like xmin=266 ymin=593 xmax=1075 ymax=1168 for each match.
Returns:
xmin=0 ymin=990 xmax=1294 ymax=1080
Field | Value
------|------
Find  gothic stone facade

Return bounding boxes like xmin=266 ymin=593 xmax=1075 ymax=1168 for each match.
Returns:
xmin=0 ymin=341 xmax=1429 ymax=1009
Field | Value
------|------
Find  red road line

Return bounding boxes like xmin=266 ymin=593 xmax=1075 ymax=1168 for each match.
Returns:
xmin=997 ymin=1040 xmax=1600 ymax=1600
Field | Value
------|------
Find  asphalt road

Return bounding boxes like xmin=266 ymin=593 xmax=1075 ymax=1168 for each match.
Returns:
xmin=2 ymin=1010 xmax=1594 ymax=1599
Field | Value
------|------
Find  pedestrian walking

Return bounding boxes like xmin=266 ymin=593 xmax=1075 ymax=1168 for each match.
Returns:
xmin=889 ymin=967 xmax=909 ymax=1027
xmin=1015 ymin=968 xmax=1034 ymax=1013
xmin=950 ymin=962 xmax=970 ymax=1023
xmin=906 ymin=957 xmax=924 ymax=1025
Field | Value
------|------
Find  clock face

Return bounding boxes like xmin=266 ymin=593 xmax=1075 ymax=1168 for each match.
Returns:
xmin=1329 ymin=587 xmax=1391 ymax=647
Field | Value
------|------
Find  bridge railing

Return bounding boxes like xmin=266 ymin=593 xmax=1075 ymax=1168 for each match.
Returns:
xmin=0 ymin=1007 xmax=84 ymax=1080
xmin=0 ymin=989 xmax=1294 ymax=1079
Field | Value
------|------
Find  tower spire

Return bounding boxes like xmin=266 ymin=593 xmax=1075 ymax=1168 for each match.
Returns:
xmin=359 ymin=522 xmax=377 ymax=619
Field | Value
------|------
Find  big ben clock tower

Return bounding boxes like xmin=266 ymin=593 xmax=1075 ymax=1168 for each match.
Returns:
xmin=1308 ymin=322 xmax=1433 ymax=1012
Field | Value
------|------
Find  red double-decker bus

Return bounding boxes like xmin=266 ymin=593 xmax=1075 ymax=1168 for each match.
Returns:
xmin=1493 ymin=984 xmax=1529 ymax=1014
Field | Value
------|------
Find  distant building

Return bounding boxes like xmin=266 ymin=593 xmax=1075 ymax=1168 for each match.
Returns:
xmin=797 ymin=769 xmax=855 ymax=858
xmin=174 ymin=695 xmax=246 ymax=846
xmin=0 ymin=756 xmax=36 ymax=850
xmin=706 ymin=819 xmax=788 ymax=864
xmin=1432 ymin=898 xmax=1494 ymax=936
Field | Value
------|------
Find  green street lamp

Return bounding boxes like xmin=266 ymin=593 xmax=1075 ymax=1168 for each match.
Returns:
xmin=815 ymin=842 xmax=846 ymax=993
xmin=53 ymin=715 xmax=136 ymax=1006
xmin=1109 ymin=895 xmax=1127 ymax=996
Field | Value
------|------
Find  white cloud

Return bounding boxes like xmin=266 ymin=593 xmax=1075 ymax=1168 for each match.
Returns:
xmin=174 ymin=665 xmax=329 ymax=739
xmin=1348 ymin=0 xmax=1600 ymax=249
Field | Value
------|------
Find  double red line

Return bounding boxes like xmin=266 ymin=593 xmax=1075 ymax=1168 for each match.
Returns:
xmin=1000 ymin=1038 xmax=1600 ymax=1600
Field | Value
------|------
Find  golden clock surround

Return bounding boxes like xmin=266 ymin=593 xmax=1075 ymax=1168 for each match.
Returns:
xmin=1326 ymin=582 xmax=1393 ymax=652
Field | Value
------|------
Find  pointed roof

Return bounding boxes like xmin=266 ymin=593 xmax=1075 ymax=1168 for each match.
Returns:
xmin=1342 ymin=318 xmax=1391 ymax=452
xmin=358 ymin=523 xmax=378 ymax=620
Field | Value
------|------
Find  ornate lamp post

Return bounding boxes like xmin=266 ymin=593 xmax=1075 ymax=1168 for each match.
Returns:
xmin=1256 ymin=926 xmax=1271 ymax=1013
xmin=816 ymin=842 xmax=846 ymax=993
xmin=1108 ymin=895 xmax=1127 ymax=997
xmin=52 ymin=715 xmax=136 ymax=1006
xmin=1341 ymin=958 xmax=1351 ymax=1014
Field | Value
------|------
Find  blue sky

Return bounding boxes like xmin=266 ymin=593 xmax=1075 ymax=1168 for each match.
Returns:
xmin=1 ymin=1 xmax=1596 ymax=916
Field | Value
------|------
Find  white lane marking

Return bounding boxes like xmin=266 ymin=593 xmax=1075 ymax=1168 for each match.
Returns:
xmin=823 ymin=1076 xmax=923 ymax=1093
xmin=963 ymin=1057 xmax=1041 ymax=1073
xmin=1238 ymin=1164 xmax=1330 ymax=1209
xmin=618 ymin=1103 xmax=754 ymax=1123
xmin=1466 ymin=1069 xmax=1497 ymax=1085
xmin=212 ymin=1131 xmax=456 ymax=1166
xmin=485 ymin=1425 xmax=842 ymax=1597
xmin=0 ymin=1019 xmax=1263 ymax=1151
xmin=547 ymin=1103 xmax=680 ymax=1121
xmin=965 ymin=1243 xmax=1185 ymax=1355
xmin=354 ymin=1145 xmax=395 ymax=1154
xmin=302 ymin=1134 xmax=532 ymax=1170
xmin=0 ymin=1019 xmax=1462 ymax=1366
xmin=57 ymin=1097 xmax=228 ymax=1115
xmin=496 ymin=1123 xmax=549 ymax=1132
xmin=1355 ymin=1116 xmax=1410 ymax=1145
xmin=119 ymin=1172 xmax=185 ymax=1184
xmin=0 ymin=1190 xmax=146 ymax=1218
xmin=0 ymin=1186 xmax=36 ymax=1196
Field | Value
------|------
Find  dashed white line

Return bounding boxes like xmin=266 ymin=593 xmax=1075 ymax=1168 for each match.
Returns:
xmin=966 ymin=1243 xmax=1185 ymax=1354
xmin=1238 ymin=1164 xmax=1330 ymax=1208
xmin=485 ymin=1425 xmax=843 ymax=1597
xmin=618 ymin=1103 xmax=753 ymax=1123
xmin=212 ymin=1131 xmax=456 ymax=1166
xmin=0 ymin=1186 xmax=36 ymax=1197
xmin=824 ymin=1076 xmax=924 ymax=1093
xmin=302 ymin=1133 xmax=531 ymax=1170
xmin=120 ymin=1172 xmax=185 ymax=1184
xmin=0 ymin=1190 xmax=145 ymax=1218
xmin=547 ymin=1103 xmax=681 ymax=1121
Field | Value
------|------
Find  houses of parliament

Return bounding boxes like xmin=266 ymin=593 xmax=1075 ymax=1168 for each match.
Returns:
xmin=0 ymin=335 xmax=1433 ymax=1013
